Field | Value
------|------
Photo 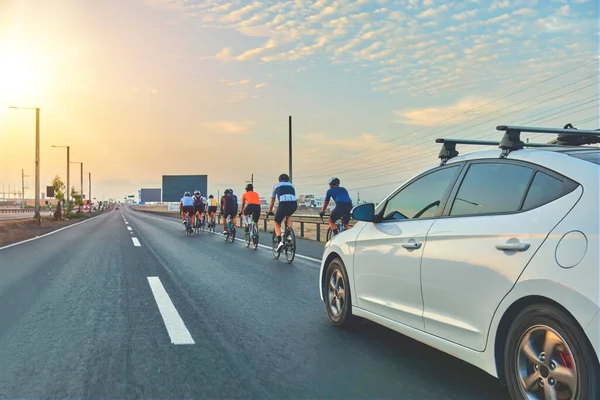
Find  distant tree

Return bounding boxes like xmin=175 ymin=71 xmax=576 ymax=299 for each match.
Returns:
xmin=71 ymin=187 xmax=84 ymax=213
xmin=52 ymin=176 xmax=66 ymax=219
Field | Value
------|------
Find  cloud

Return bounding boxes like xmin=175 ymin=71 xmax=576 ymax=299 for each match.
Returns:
xmin=452 ymin=10 xmax=477 ymax=20
xmin=223 ymin=2 xmax=263 ymax=22
xmin=220 ymin=78 xmax=252 ymax=86
xmin=489 ymin=0 xmax=510 ymax=10
xmin=394 ymin=98 xmax=499 ymax=125
xmin=417 ymin=5 xmax=448 ymax=19
xmin=199 ymin=120 xmax=256 ymax=134
xmin=235 ymin=38 xmax=277 ymax=61
xmin=558 ymin=5 xmax=570 ymax=16
xmin=254 ymin=82 xmax=269 ymax=88
xmin=513 ymin=8 xmax=537 ymax=17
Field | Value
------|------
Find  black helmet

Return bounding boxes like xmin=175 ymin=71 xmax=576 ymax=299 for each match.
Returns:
xmin=209 ymin=194 xmax=214 ymax=198
xmin=194 ymin=190 xmax=200 ymax=195
xmin=224 ymin=189 xmax=231 ymax=194
xmin=278 ymin=173 xmax=290 ymax=182
xmin=246 ymin=183 xmax=253 ymax=191
xmin=184 ymin=191 xmax=191 ymax=196
xmin=328 ymin=177 xmax=340 ymax=186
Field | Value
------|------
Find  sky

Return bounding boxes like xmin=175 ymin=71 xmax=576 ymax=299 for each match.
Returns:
xmin=0 ymin=0 xmax=598 ymax=203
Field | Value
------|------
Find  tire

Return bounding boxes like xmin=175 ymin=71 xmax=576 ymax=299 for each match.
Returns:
xmin=285 ymin=228 xmax=296 ymax=264
xmin=504 ymin=304 xmax=599 ymax=400
xmin=272 ymin=231 xmax=280 ymax=259
xmin=326 ymin=228 xmax=333 ymax=242
xmin=244 ymin=227 xmax=250 ymax=247
xmin=324 ymin=258 xmax=357 ymax=328
xmin=229 ymin=227 xmax=236 ymax=243
xmin=252 ymin=225 xmax=259 ymax=250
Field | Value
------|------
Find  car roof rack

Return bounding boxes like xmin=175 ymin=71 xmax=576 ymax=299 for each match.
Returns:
xmin=436 ymin=137 xmax=590 ymax=165
xmin=497 ymin=124 xmax=600 ymax=157
xmin=436 ymin=123 xmax=600 ymax=165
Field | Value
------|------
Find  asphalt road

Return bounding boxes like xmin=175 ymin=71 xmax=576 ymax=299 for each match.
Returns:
xmin=0 ymin=206 xmax=510 ymax=399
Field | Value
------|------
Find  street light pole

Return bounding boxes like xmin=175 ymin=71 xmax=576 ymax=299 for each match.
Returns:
xmin=84 ymin=171 xmax=91 ymax=213
xmin=9 ymin=106 xmax=41 ymax=220
xmin=289 ymin=115 xmax=293 ymax=183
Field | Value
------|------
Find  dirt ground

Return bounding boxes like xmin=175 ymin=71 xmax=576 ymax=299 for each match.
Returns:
xmin=0 ymin=215 xmax=93 ymax=248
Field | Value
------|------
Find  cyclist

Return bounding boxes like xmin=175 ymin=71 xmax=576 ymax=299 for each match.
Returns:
xmin=268 ymin=173 xmax=297 ymax=252
xmin=179 ymin=191 xmax=195 ymax=226
xmin=319 ymin=177 xmax=353 ymax=237
xmin=230 ymin=188 xmax=238 ymax=215
xmin=193 ymin=190 xmax=206 ymax=227
xmin=220 ymin=189 xmax=237 ymax=234
xmin=207 ymin=194 xmax=218 ymax=226
xmin=240 ymin=184 xmax=261 ymax=232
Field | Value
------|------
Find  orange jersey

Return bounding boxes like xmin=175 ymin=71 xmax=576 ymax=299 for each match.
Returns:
xmin=242 ymin=191 xmax=261 ymax=205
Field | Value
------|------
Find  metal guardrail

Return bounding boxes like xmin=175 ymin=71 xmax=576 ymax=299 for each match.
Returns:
xmin=0 ymin=208 xmax=35 ymax=213
xmin=131 ymin=207 xmax=356 ymax=242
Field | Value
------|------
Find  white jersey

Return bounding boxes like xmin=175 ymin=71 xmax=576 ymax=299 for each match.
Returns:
xmin=180 ymin=196 xmax=194 ymax=207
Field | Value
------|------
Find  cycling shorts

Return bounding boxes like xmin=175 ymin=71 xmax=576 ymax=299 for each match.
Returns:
xmin=223 ymin=207 xmax=237 ymax=218
xmin=194 ymin=206 xmax=204 ymax=214
xmin=330 ymin=202 xmax=352 ymax=225
xmin=208 ymin=206 xmax=217 ymax=214
xmin=243 ymin=204 xmax=261 ymax=223
xmin=182 ymin=206 xmax=194 ymax=216
xmin=275 ymin=201 xmax=297 ymax=224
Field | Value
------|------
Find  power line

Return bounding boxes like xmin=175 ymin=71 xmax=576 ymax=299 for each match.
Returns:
xmin=304 ymin=82 xmax=599 ymax=184
xmin=295 ymin=58 xmax=599 ymax=179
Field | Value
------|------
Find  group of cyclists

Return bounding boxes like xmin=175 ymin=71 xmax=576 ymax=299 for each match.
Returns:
xmin=179 ymin=174 xmax=353 ymax=251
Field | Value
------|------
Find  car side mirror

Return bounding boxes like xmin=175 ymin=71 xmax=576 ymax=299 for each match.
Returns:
xmin=351 ymin=203 xmax=375 ymax=222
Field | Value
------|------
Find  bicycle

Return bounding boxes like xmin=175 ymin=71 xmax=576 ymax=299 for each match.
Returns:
xmin=183 ymin=212 xmax=193 ymax=236
xmin=207 ymin=212 xmax=216 ymax=233
xmin=194 ymin=212 xmax=203 ymax=235
xmin=241 ymin=212 xmax=259 ymax=250
xmin=220 ymin=213 xmax=236 ymax=243
xmin=267 ymin=212 xmax=296 ymax=263
xmin=322 ymin=211 xmax=351 ymax=241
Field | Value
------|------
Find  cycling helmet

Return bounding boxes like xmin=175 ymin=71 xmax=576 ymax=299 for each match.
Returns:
xmin=278 ymin=173 xmax=290 ymax=182
xmin=209 ymin=194 xmax=214 ymax=198
xmin=184 ymin=191 xmax=191 ymax=196
xmin=224 ymin=189 xmax=231 ymax=195
xmin=229 ymin=188 xmax=234 ymax=193
xmin=246 ymin=183 xmax=253 ymax=191
xmin=328 ymin=177 xmax=340 ymax=186
xmin=194 ymin=190 xmax=200 ymax=195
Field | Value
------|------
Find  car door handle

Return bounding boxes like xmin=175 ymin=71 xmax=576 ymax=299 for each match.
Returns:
xmin=495 ymin=243 xmax=530 ymax=251
xmin=401 ymin=242 xmax=422 ymax=249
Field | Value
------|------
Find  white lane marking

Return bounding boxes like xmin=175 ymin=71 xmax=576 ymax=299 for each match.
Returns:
xmin=130 ymin=232 xmax=134 ymax=235
xmin=127 ymin=226 xmax=132 ymax=231
xmin=125 ymin=222 xmax=129 ymax=224
xmin=147 ymin=276 xmax=195 ymax=345
xmin=132 ymin=237 xmax=141 ymax=246
xmin=0 ymin=214 xmax=104 ymax=252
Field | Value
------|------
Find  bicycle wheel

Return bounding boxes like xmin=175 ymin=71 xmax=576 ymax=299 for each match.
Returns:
xmin=229 ymin=226 xmax=236 ymax=243
xmin=326 ymin=228 xmax=333 ymax=242
xmin=272 ymin=231 xmax=280 ymax=259
xmin=285 ymin=227 xmax=296 ymax=263
xmin=244 ymin=225 xmax=251 ymax=247
xmin=252 ymin=224 xmax=259 ymax=250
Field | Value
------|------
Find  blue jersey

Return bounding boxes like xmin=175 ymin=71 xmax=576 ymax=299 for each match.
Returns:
xmin=180 ymin=196 xmax=194 ymax=207
xmin=272 ymin=182 xmax=297 ymax=202
xmin=325 ymin=186 xmax=352 ymax=204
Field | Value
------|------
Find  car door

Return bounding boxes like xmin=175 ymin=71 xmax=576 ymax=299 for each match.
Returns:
xmin=353 ymin=164 xmax=463 ymax=331
xmin=420 ymin=160 xmax=582 ymax=351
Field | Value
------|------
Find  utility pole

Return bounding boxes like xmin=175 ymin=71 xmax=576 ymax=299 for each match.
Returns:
xmin=289 ymin=115 xmax=293 ymax=183
xmin=88 ymin=172 xmax=92 ymax=213
xmin=21 ymin=169 xmax=29 ymax=209
xmin=80 ymin=162 xmax=83 ymax=198
xmin=357 ymin=191 xmax=360 ymax=204
xmin=246 ymin=174 xmax=254 ymax=186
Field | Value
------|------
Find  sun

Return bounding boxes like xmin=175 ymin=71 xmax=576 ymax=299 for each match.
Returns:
xmin=0 ymin=45 xmax=40 ymax=105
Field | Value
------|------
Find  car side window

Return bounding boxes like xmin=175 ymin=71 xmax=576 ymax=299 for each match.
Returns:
xmin=382 ymin=166 xmax=459 ymax=220
xmin=522 ymin=171 xmax=577 ymax=210
xmin=449 ymin=163 xmax=533 ymax=216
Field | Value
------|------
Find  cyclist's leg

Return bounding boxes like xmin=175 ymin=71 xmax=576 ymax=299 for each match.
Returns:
xmin=329 ymin=206 xmax=342 ymax=234
xmin=274 ymin=205 xmax=286 ymax=241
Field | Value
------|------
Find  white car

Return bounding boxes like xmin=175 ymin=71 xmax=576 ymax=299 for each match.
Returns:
xmin=319 ymin=125 xmax=600 ymax=400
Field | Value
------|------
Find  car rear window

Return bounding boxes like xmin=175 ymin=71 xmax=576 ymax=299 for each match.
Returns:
xmin=567 ymin=150 xmax=600 ymax=165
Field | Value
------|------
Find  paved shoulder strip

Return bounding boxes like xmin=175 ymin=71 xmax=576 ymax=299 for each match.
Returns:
xmin=147 ymin=276 xmax=195 ymax=345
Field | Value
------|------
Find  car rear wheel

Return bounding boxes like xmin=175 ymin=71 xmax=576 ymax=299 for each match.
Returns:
xmin=504 ymin=304 xmax=599 ymax=400
xmin=325 ymin=258 xmax=357 ymax=328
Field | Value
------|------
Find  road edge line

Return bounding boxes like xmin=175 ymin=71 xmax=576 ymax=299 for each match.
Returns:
xmin=0 ymin=213 xmax=106 ymax=252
